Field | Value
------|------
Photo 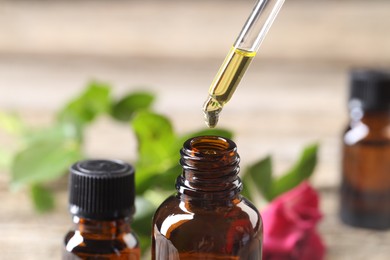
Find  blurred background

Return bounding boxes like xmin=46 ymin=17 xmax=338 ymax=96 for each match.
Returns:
xmin=0 ymin=0 xmax=390 ymax=259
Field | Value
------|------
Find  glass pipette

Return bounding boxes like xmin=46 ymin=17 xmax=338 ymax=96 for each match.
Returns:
xmin=202 ymin=0 xmax=286 ymax=128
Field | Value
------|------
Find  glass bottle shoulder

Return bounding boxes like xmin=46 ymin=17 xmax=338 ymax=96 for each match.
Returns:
xmin=63 ymin=221 xmax=140 ymax=258
xmin=152 ymin=194 xmax=262 ymax=234
xmin=343 ymin=115 xmax=390 ymax=145
xmin=64 ymin=230 xmax=139 ymax=249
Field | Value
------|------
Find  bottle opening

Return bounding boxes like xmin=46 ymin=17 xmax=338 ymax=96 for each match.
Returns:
xmin=184 ymin=136 xmax=236 ymax=157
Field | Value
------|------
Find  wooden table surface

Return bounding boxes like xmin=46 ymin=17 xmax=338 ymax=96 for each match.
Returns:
xmin=1 ymin=0 xmax=390 ymax=259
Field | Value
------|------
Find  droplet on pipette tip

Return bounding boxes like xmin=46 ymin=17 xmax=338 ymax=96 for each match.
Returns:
xmin=203 ymin=96 xmax=223 ymax=128
xmin=204 ymin=109 xmax=219 ymax=128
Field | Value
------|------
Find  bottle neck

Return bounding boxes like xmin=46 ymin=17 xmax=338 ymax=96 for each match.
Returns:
xmin=360 ymin=110 xmax=390 ymax=124
xmin=176 ymin=136 xmax=243 ymax=200
xmin=346 ymin=106 xmax=390 ymax=143
xmin=349 ymin=105 xmax=390 ymax=128
xmin=71 ymin=215 xmax=132 ymax=239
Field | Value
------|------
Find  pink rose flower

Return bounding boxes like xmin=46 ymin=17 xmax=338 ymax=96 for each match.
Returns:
xmin=262 ymin=181 xmax=325 ymax=260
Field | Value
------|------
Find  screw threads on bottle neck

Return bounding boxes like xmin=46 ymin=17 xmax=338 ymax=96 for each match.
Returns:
xmin=176 ymin=136 xmax=242 ymax=199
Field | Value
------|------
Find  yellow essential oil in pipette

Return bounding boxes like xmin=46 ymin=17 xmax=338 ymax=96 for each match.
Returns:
xmin=203 ymin=47 xmax=256 ymax=128
xmin=202 ymin=0 xmax=285 ymax=128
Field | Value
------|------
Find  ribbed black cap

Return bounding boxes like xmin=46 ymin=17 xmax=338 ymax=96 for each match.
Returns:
xmin=349 ymin=69 xmax=390 ymax=111
xmin=69 ymin=159 xmax=135 ymax=220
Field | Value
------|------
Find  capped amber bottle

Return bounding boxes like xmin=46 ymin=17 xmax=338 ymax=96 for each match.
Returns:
xmin=151 ymin=136 xmax=263 ymax=259
xmin=340 ymin=69 xmax=390 ymax=229
xmin=63 ymin=159 xmax=140 ymax=259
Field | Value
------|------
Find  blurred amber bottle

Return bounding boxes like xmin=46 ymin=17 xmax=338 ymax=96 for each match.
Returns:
xmin=63 ymin=160 xmax=140 ymax=259
xmin=340 ymin=70 xmax=390 ymax=229
xmin=151 ymin=136 xmax=263 ymax=259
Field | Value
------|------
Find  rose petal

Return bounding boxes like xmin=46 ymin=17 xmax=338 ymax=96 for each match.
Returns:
xmin=262 ymin=181 xmax=325 ymax=259
xmin=299 ymin=232 xmax=326 ymax=260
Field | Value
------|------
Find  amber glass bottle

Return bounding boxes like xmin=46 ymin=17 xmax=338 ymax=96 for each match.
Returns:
xmin=151 ymin=136 xmax=263 ymax=259
xmin=340 ymin=69 xmax=390 ymax=229
xmin=63 ymin=159 xmax=140 ymax=259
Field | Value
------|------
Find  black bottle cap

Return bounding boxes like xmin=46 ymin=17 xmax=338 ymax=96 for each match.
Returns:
xmin=350 ymin=69 xmax=390 ymax=111
xmin=69 ymin=159 xmax=135 ymax=220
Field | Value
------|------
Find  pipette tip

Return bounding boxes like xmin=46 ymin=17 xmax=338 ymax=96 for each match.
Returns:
xmin=204 ymin=110 xmax=219 ymax=128
xmin=203 ymin=96 xmax=223 ymax=128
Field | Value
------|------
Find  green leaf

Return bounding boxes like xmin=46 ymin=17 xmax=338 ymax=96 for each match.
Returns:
xmin=0 ymin=147 xmax=13 ymax=171
xmin=134 ymin=196 xmax=156 ymax=220
xmin=0 ymin=111 xmax=24 ymax=135
xmin=147 ymin=164 xmax=180 ymax=192
xmin=24 ymin=123 xmax=81 ymax=145
xmin=57 ymin=82 xmax=111 ymax=127
xmin=136 ymin=164 xmax=180 ymax=195
xmin=270 ymin=143 xmax=319 ymax=199
xmin=242 ymin=156 xmax=273 ymax=201
xmin=11 ymin=139 xmax=83 ymax=187
xmin=133 ymin=212 xmax=154 ymax=238
xmin=131 ymin=111 xmax=178 ymax=193
xmin=133 ymin=197 xmax=156 ymax=253
xmin=111 ymin=91 xmax=155 ymax=122
xmin=136 ymin=234 xmax=152 ymax=254
xmin=31 ymin=184 xmax=55 ymax=213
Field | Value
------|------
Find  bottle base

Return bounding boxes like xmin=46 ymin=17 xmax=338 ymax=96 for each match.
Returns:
xmin=340 ymin=208 xmax=390 ymax=230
